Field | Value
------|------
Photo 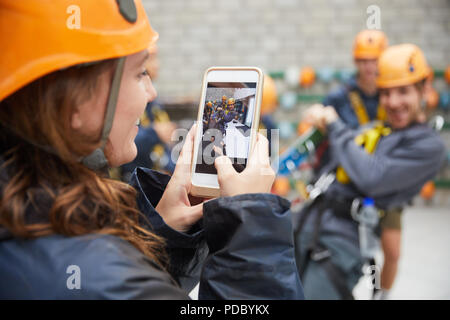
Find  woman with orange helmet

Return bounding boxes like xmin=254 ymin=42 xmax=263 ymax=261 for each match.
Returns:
xmin=0 ymin=0 xmax=304 ymax=299
xmin=293 ymin=44 xmax=446 ymax=300
xmin=120 ymin=43 xmax=177 ymax=179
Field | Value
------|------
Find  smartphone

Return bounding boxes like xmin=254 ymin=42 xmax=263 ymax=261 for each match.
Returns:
xmin=190 ymin=67 xmax=264 ymax=198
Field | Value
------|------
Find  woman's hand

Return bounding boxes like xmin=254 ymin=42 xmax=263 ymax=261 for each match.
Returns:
xmin=303 ymin=104 xmax=338 ymax=133
xmin=155 ymin=124 xmax=203 ymax=232
xmin=214 ymin=134 xmax=275 ymax=197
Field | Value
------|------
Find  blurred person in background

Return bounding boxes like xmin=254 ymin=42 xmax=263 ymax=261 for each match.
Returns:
xmin=220 ymin=95 xmax=228 ymax=110
xmin=224 ymin=98 xmax=239 ymax=122
xmin=323 ymin=30 xmax=388 ymax=128
xmin=319 ymin=30 xmax=407 ymax=299
xmin=294 ymin=44 xmax=446 ymax=300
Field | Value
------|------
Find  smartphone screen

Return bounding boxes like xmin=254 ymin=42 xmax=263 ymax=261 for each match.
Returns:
xmin=195 ymin=81 xmax=257 ymax=175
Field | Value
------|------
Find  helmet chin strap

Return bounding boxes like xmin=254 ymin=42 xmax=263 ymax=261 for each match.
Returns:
xmin=81 ymin=57 xmax=126 ymax=173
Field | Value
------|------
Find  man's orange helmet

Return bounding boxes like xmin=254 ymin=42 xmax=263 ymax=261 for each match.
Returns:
xmin=353 ymin=30 xmax=388 ymax=60
xmin=0 ymin=0 xmax=157 ymax=101
xmin=377 ymin=44 xmax=430 ymax=88
xmin=227 ymin=98 xmax=235 ymax=105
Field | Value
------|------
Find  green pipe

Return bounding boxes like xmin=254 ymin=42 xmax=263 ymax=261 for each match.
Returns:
xmin=434 ymin=179 xmax=450 ymax=189
xmin=269 ymin=69 xmax=446 ymax=80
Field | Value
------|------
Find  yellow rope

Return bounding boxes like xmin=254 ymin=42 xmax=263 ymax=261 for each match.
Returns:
xmin=336 ymin=122 xmax=391 ymax=184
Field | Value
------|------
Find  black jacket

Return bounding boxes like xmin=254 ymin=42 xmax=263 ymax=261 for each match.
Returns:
xmin=0 ymin=167 xmax=304 ymax=299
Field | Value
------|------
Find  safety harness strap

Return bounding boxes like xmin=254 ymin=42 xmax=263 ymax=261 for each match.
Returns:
xmin=316 ymin=249 xmax=355 ymax=300
xmin=294 ymin=197 xmax=320 ymax=277
xmin=348 ymin=90 xmax=386 ymax=125
xmin=348 ymin=91 xmax=370 ymax=125
xmin=101 ymin=57 xmax=126 ymax=147
xmin=295 ymin=196 xmax=355 ymax=300
xmin=295 ymin=197 xmax=324 ymax=280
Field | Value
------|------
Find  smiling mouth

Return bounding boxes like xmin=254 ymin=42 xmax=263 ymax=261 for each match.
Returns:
xmin=386 ymin=106 xmax=411 ymax=126
xmin=387 ymin=104 xmax=407 ymax=114
xmin=389 ymin=112 xmax=406 ymax=122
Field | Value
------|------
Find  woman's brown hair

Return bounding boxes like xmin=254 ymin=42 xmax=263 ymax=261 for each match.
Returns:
xmin=0 ymin=60 xmax=168 ymax=269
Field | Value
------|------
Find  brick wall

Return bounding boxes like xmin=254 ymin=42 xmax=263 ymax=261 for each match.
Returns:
xmin=143 ymin=0 xmax=450 ymax=100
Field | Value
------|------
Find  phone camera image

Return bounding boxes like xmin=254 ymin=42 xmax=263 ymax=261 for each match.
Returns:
xmin=195 ymin=82 xmax=257 ymax=174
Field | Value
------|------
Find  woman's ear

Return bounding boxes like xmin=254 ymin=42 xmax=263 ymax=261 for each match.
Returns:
xmin=70 ymin=80 xmax=109 ymax=134
xmin=71 ymin=106 xmax=83 ymax=130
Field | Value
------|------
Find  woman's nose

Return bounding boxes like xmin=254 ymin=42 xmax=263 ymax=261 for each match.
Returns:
xmin=146 ymin=78 xmax=157 ymax=103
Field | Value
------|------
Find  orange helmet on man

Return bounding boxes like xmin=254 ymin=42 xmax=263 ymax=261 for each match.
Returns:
xmin=353 ymin=30 xmax=388 ymax=60
xmin=377 ymin=44 xmax=430 ymax=88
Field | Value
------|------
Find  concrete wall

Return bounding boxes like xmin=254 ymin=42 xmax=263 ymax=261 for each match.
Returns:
xmin=143 ymin=0 xmax=450 ymax=99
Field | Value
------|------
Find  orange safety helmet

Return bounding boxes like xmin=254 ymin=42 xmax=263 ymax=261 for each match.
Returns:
xmin=0 ymin=0 xmax=157 ymax=171
xmin=272 ymin=177 xmax=290 ymax=197
xmin=376 ymin=44 xmax=430 ymax=88
xmin=299 ymin=67 xmax=316 ymax=88
xmin=353 ymin=29 xmax=388 ymax=60
xmin=261 ymin=74 xmax=278 ymax=115
xmin=445 ymin=65 xmax=450 ymax=85
xmin=426 ymin=87 xmax=439 ymax=110
xmin=227 ymin=98 xmax=235 ymax=105
xmin=148 ymin=43 xmax=159 ymax=55
xmin=297 ymin=121 xmax=312 ymax=136
xmin=0 ymin=0 xmax=157 ymax=102
xmin=420 ymin=181 xmax=435 ymax=201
